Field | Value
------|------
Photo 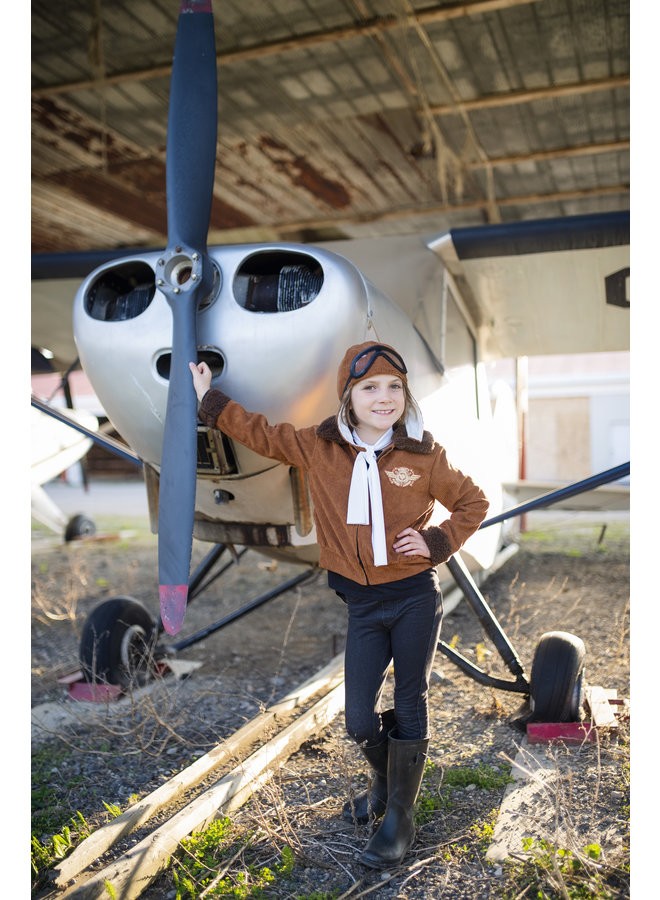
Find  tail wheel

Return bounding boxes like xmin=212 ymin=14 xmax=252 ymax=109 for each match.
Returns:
xmin=65 ymin=514 xmax=96 ymax=542
xmin=80 ymin=596 xmax=158 ymax=688
xmin=529 ymin=631 xmax=586 ymax=723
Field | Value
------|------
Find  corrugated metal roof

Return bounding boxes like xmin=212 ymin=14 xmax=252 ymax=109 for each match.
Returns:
xmin=31 ymin=0 xmax=629 ymax=254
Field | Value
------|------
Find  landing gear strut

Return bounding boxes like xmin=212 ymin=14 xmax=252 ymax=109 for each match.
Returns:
xmin=438 ymin=555 xmax=586 ymax=724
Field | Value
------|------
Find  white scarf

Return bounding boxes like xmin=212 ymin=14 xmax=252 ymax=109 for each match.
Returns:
xmin=346 ymin=428 xmax=393 ymax=566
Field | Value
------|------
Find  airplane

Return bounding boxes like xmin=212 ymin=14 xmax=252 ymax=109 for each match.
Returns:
xmin=31 ymin=408 xmax=98 ymax=541
xmin=31 ymin=1 xmax=629 ymax=724
xmin=31 ymin=359 xmax=99 ymax=541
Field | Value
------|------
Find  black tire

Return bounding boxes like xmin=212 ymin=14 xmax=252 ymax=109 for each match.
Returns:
xmin=80 ymin=596 xmax=157 ymax=688
xmin=529 ymin=631 xmax=586 ymax=723
xmin=64 ymin=514 xmax=96 ymax=542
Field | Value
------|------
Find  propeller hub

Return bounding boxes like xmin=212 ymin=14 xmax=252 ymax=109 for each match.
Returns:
xmin=156 ymin=245 xmax=205 ymax=299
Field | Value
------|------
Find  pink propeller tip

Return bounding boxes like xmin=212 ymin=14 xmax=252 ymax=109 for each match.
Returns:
xmin=159 ymin=584 xmax=188 ymax=635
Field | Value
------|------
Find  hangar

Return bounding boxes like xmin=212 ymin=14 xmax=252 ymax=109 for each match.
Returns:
xmin=31 ymin=0 xmax=629 ymax=255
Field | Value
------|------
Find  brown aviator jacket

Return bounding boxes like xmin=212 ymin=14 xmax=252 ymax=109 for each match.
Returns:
xmin=198 ymin=389 xmax=489 ymax=586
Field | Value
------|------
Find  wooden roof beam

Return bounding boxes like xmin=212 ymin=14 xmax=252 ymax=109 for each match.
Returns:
xmin=428 ymin=75 xmax=629 ymax=117
xmin=208 ymin=183 xmax=629 ymax=243
xmin=465 ymin=139 xmax=630 ymax=169
xmin=32 ymin=0 xmax=540 ymax=97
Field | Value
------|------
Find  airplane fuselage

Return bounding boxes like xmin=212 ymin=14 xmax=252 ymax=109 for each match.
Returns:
xmin=73 ymin=242 xmax=506 ymax=572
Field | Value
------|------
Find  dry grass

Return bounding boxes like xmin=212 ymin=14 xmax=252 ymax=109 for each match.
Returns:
xmin=32 ymin=523 xmax=630 ymax=899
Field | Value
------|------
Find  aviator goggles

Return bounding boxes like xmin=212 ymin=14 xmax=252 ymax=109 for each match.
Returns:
xmin=341 ymin=344 xmax=408 ymax=396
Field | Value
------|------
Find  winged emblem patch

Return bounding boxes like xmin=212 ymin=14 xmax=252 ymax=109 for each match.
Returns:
xmin=385 ymin=466 xmax=421 ymax=487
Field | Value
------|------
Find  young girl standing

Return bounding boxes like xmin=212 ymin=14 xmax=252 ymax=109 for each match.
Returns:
xmin=189 ymin=342 xmax=488 ymax=868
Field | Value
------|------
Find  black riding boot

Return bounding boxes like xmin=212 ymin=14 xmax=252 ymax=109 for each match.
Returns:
xmin=343 ymin=709 xmax=396 ymax=825
xmin=359 ymin=731 xmax=429 ymax=869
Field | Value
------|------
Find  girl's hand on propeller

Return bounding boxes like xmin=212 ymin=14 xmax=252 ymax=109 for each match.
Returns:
xmin=189 ymin=361 xmax=212 ymax=402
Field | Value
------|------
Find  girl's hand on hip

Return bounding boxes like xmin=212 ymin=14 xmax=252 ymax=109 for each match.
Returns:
xmin=189 ymin=361 xmax=213 ymax=402
xmin=393 ymin=528 xmax=431 ymax=559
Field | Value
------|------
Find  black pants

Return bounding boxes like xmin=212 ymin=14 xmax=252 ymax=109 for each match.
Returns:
xmin=343 ymin=584 xmax=443 ymax=743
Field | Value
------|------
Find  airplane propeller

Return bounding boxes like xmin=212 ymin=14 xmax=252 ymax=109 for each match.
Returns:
xmin=157 ymin=0 xmax=218 ymax=635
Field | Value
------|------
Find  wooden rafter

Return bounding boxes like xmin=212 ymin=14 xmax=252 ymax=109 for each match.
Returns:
xmin=429 ymin=75 xmax=630 ymax=117
xmin=32 ymin=0 xmax=541 ymax=97
xmin=465 ymin=139 xmax=630 ymax=169
xmin=211 ymin=183 xmax=629 ymax=242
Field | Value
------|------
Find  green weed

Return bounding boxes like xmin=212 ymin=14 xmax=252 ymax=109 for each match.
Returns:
xmin=102 ymin=800 xmax=123 ymax=819
xmin=416 ymin=761 xmax=512 ymax=824
xmin=469 ymin=810 xmax=497 ymax=855
xmin=519 ymin=521 xmax=629 ymax=557
xmin=31 ymin=745 xmax=81 ymax=835
xmin=502 ymin=837 xmax=628 ymax=899
xmin=520 ymin=530 xmax=554 ymax=542
xmin=31 ymin=810 xmax=92 ymax=880
xmin=31 ymin=744 xmax=132 ymax=890
xmin=295 ymin=893 xmax=338 ymax=899
xmin=171 ymin=817 xmax=295 ymax=898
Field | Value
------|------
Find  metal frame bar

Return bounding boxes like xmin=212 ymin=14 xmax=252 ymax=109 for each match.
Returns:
xmin=439 ymin=554 xmax=529 ymax=694
xmin=167 ymin=568 xmax=319 ymax=653
xmin=438 ymin=461 xmax=629 ymax=694
xmin=31 ymin=395 xmax=141 ymax=466
xmin=188 ymin=545 xmax=249 ymax=601
xmin=480 ymin=462 xmax=629 ymax=529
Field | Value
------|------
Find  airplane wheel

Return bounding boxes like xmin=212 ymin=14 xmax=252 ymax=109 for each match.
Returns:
xmin=64 ymin=514 xmax=96 ymax=542
xmin=529 ymin=631 xmax=586 ymax=723
xmin=79 ymin=596 xmax=157 ymax=688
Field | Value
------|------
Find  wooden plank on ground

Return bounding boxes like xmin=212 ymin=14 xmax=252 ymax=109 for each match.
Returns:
xmin=56 ymin=679 xmax=345 ymax=898
xmin=585 ymin=685 xmax=619 ymax=728
xmin=53 ymin=652 xmax=345 ymax=888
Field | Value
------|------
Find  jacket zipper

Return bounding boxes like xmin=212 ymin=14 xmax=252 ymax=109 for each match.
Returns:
xmin=356 ymin=530 xmax=370 ymax=584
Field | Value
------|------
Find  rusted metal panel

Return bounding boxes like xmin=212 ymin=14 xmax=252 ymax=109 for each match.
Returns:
xmin=48 ymin=167 xmax=168 ymax=234
xmin=256 ymin=135 xmax=352 ymax=209
xmin=31 ymin=178 xmax=164 ymax=253
xmin=32 ymin=97 xmax=145 ymax=172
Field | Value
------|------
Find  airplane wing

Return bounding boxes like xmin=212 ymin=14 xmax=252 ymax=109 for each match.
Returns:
xmin=430 ymin=210 xmax=629 ymax=360
xmin=319 ymin=210 xmax=630 ymax=362
xmin=32 ymin=210 xmax=629 ymax=371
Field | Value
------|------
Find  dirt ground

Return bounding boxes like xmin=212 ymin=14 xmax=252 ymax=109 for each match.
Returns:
xmin=31 ymin=513 xmax=630 ymax=899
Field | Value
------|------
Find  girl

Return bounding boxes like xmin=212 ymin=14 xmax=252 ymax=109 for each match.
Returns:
xmin=189 ymin=342 xmax=488 ymax=868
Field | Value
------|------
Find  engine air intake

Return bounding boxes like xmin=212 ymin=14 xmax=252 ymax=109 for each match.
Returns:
xmin=84 ymin=262 xmax=156 ymax=321
xmin=233 ymin=251 xmax=323 ymax=313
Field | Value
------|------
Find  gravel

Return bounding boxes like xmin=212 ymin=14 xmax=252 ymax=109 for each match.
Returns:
xmin=31 ymin=516 xmax=630 ymax=899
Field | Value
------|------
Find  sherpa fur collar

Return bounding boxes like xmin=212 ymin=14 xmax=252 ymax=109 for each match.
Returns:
xmin=199 ymin=389 xmax=436 ymax=456
xmin=315 ymin=416 xmax=436 ymax=455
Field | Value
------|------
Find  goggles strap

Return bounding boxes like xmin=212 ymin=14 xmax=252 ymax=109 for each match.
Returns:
xmin=342 ymin=346 xmax=407 ymax=396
